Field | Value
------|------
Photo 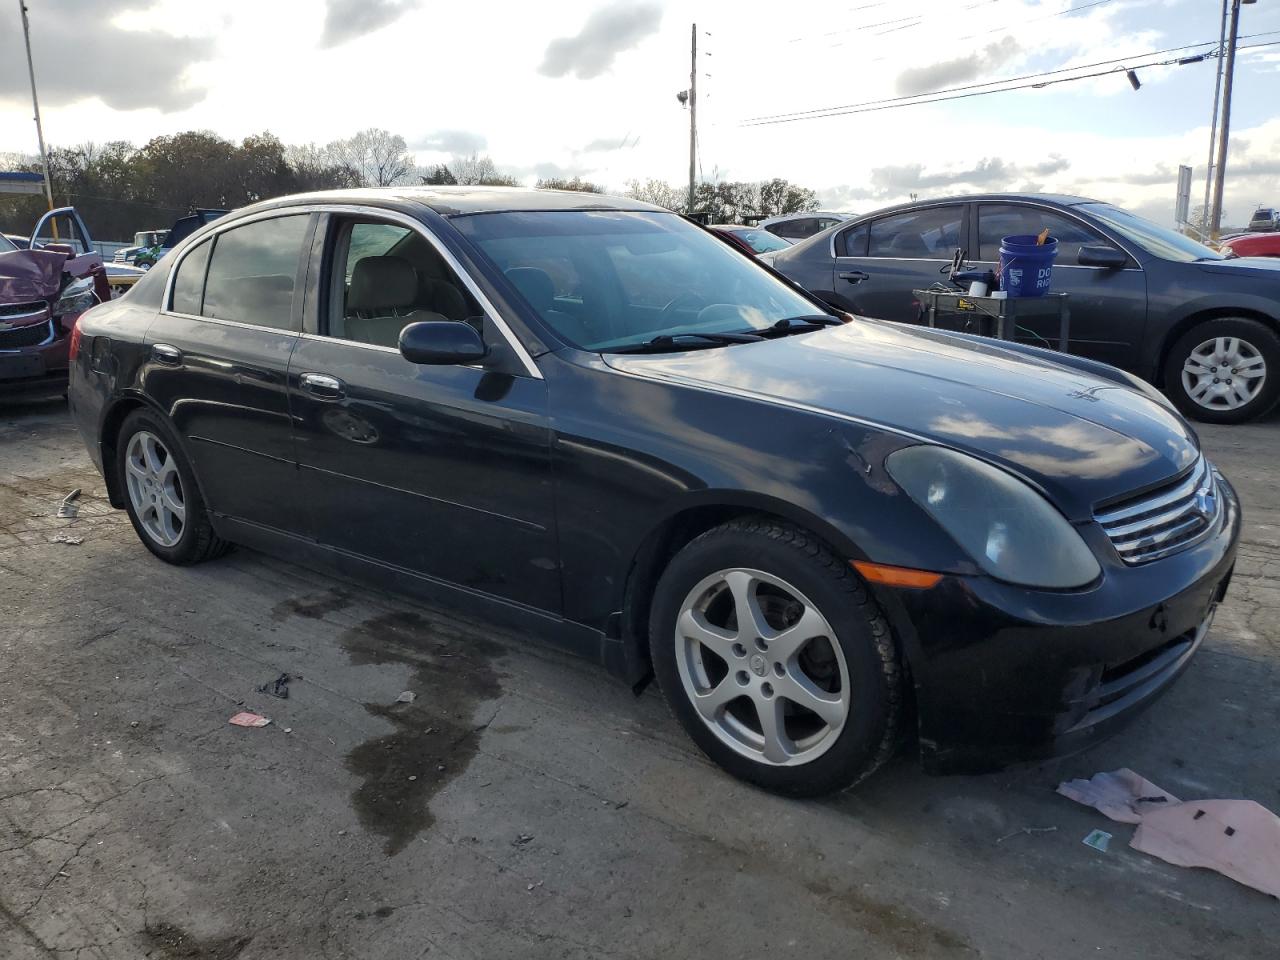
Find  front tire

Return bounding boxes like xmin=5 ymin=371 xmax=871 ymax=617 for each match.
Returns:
xmin=649 ymin=518 xmax=903 ymax=796
xmin=1165 ymin=318 xmax=1280 ymax=424
xmin=116 ymin=408 xmax=229 ymax=565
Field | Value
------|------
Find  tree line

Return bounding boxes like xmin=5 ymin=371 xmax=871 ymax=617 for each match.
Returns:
xmin=0 ymin=128 xmax=818 ymax=242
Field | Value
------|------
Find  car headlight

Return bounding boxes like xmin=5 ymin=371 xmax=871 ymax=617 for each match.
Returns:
xmin=886 ymin=445 xmax=1100 ymax=589
xmin=52 ymin=277 xmax=98 ymax=317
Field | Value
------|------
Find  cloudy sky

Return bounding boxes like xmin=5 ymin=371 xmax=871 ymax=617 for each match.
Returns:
xmin=2 ymin=0 xmax=1279 ymax=226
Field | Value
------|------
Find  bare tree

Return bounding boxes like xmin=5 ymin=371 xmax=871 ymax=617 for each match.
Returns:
xmin=324 ymin=128 xmax=413 ymax=187
xmin=624 ymin=178 xmax=685 ymax=211
xmin=450 ymin=152 xmax=518 ymax=186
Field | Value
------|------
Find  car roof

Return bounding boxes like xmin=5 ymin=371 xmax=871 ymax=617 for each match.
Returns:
xmin=852 ymin=193 xmax=1098 ymax=220
xmin=244 ymin=186 xmax=668 ymax=217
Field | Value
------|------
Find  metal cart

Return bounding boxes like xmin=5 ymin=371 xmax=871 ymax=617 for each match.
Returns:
xmin=912 ymin=290 xmax=1071 ymax=352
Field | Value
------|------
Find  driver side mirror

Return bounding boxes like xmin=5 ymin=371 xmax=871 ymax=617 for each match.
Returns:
xmin=1077 ymin=245 xmax=1127 ymax=269
xmin=399 ymin=320 xmax=488 ymax=365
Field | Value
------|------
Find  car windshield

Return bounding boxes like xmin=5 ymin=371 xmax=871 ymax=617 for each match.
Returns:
xmin=453 ymin=210 xmax=823 ymax=351
xmin=731 ymin=229 xmax=792 ymax=254
xmin=1077 ymin=202 xmax=1225 ymax=263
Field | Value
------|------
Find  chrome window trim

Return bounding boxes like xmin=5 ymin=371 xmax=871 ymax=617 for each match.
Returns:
xmin=162 ymin=203 xmax=542 ymax=380
xmin=830 ymin=200 xmax=963 ymax=260
xmin=971 ymin=199 xmax=1144 ymax=269
xmin=830 ymin=198 xmax=1145 ymax=271
xmin=161 ymin=309 xmax=298 ymax=337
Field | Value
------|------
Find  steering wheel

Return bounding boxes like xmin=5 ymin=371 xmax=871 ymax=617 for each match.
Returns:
xmin=657 ymin=291 xmax=707 ymax=328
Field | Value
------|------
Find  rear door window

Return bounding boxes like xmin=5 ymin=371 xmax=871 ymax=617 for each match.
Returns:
xmin=837 ymin=224 xmax=869 ymax=257
xmin=768 ymin=218 xmax=819 ymax=240
xmin=169 ymin=239 xmax=211 ymax=314
xmin=977 ymin=204 xmax=1115 ymax=263
xmin=867 ymin=206 xmax=964 ymax=258
xmin=201 ymin=215 xmax=310 ymax=330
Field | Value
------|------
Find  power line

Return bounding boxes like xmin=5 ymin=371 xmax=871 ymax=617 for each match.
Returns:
xmin=741 ymin=33 xmax=1280 ymax=128
xmin=785 ymin=0 xmax=1119 ymax=49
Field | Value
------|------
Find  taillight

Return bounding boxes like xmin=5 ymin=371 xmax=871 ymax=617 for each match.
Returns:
xmin=69 ymin=319 xmax=83 ymax=362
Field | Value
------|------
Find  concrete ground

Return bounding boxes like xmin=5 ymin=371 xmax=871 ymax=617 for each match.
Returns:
xmin=1 ymin=394 xmax=1277 ymax=960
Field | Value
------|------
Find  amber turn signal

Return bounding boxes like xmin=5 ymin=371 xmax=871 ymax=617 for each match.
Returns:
xmin=851 ymin=560 xmax=942 ymax=589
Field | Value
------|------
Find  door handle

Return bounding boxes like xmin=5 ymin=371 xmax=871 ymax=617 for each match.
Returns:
xmin=151 ymin=343 xmax=182 ymax=365
xmin=838 ymin=271 xmax=869 ymax=284
xmin=299 ymin=372 xmax=345 ymax=399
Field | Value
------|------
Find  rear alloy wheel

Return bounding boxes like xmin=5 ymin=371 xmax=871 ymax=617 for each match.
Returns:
xmin=116 ymin=409 xmax=230 ymax=565
xmin=650 ymin=518 xmax=902 ymax=796
xmin=1166 ymin=318 xmax=1280 ymax=424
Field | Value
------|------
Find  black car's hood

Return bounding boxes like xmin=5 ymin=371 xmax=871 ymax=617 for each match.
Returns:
xmin=604 ymin=320 xmax=1199 ymax=520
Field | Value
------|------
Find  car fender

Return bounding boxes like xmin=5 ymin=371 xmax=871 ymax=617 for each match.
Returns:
xmin=1144 ymin=292 xmax=1280 ymax=381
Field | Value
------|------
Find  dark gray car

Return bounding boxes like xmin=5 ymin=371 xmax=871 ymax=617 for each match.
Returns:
xmin=767 ymin=193 xmax=1280 ymax=423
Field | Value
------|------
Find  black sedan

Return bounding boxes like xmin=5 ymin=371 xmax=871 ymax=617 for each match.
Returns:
xmin=69 ymin=188 xmax=1239 ymax=795
xmin=764 ymin=193 xmax=1280 ymax=424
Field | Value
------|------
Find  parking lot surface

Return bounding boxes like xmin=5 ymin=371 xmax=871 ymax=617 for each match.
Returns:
xmin=2 ymin=395 xmax=1277 ymax=959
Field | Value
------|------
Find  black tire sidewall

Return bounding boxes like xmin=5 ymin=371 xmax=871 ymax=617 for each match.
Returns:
xmin=1165 ymin=318 xmax=1280 ymax=424
xmin=650 ymin=523 xmax=898 ymax=796
xmin=116 ymin=408 xmax=211 ymax=564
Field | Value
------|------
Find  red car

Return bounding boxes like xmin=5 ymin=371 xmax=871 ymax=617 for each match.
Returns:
xmin=1219 ymin=233 xmax=1280 ymax=258
xmin=0 ymin=208 xmax=110 ymax=396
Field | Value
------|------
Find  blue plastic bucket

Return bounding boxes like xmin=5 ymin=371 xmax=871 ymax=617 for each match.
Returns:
xmin=999 ymin=234 xmax=1058 ymax=297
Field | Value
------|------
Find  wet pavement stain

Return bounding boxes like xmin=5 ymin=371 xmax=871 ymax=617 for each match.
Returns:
xmin=142 ymin=922 xmax=251 ymax=960
xmin=803 ymin=878 xmax=976 ymax=957
xmin=271 ymin=587 xmax=353 ymax=621
xmin=341 ymin=610 xmax=504 ymax=855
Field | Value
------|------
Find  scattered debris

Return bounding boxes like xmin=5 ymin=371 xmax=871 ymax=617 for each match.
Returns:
xmin=1058 ymin=769 xmax=1178 ymax=824
xmin=1082 ymin=829 xmax=1113 ymax=852
xmin=1060 ymin=769 xmax=1280 ymax=898
xmin=614 ymin=800 xmax=630 ymax=810
xmin=408 ymin=775 xmax=418 ymax=782
xmin=257 ymin=672 xmax=292 ymax=699
xmin=57 ymin=489 xmax=81 ymax=518
xmin=283 ymin=727 xmax=293 ymax=734
xmin=526 ymin=881 xmax=543 ymax=892
xmin=228 ymin=712 xmax=271 ymax=728
xmin=50 ymin=534 xmax=83 ymax=545
xmin=395 ymin=690 xmax=416 ymax=704
xmin=996 ymin=825 xmax=1057 ymax=845
xmin=513 ymin=833 xmax=535 ymax=846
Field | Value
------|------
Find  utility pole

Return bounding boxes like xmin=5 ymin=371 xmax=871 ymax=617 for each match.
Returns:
xmin=688 ymin=22 xmax=697 ymax=214
xmin=18 ymin=0 xmax=55 ymax=213
xmin=1210 ymin=0 xmax=1248 ymax=237
xmin=1201 ymin=0 xmax=1228 ymax=236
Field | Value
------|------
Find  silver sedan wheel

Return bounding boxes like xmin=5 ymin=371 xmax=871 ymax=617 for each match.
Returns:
xmin=1182 ymin=336 xmax=1267 ymax=411
xmin=124 ymin=431 xmax=186 ymax=547
xmin=674 ymin=568 xmax=850 ymax=767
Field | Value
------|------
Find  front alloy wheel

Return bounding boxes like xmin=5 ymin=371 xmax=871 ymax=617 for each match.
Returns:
xmin=1166 ymin=318 xmax=1280 ymax=424
xmin=1180 ymin=336 xmax=1266 ymax=413
xmin=676 ymin=568 xmax=850 ymax=766
xmin=650 ymin=518 xmax=902 ymax=796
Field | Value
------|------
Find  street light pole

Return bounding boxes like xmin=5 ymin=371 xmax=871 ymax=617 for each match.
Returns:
xmin=18 ymin=0 xmax=55 ymax=213
xmin=1201 ymin=0 xmax=1228 ymax=235
xmin=688 ymin=22 xmax=697 ymax=214
xmin=1210 ymin=0 xmax=1250 ymax=237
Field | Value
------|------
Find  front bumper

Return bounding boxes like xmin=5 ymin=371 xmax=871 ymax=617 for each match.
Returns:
xmin=0 ymin=329 xmax=69 ymax=396
xmin=878 ymin=474 xmax=1241 ymax=774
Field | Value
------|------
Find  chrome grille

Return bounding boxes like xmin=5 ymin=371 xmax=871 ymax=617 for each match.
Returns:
xmin=1095 ymin=457 xmax=1220 ymax=564
xmin=0 ymin=319 xmax=55 ymax=350
xmin=0 ymin=300 xmax=47 ymax=321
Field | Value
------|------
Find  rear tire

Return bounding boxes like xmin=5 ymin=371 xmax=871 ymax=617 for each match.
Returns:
xmin=116 ymin=408 xmax=230 ymax=565
xmin=649 ymin=517 xmax=902 ymax=796
xmin=1164 ymin=317 xmax=1280 ymax=424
